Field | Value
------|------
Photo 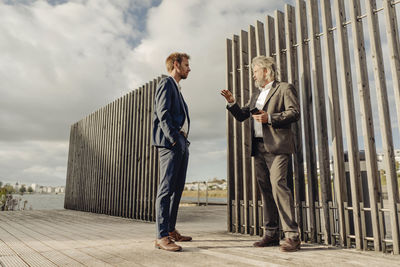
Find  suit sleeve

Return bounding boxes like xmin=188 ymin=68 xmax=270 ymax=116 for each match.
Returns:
xmin=155 ymin=79 xmax=180 ymax=144
xmin=270 ymin=84 xmax=300 ymax=127
xmin=226 ymin=98 xmax=251 ymax=122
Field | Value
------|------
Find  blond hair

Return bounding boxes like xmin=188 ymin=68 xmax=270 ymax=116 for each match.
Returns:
xmin=165 ymin=52 xmax=191 ymax=72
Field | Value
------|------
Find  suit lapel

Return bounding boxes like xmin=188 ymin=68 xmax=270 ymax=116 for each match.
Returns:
xmin=250 ymin=90 xmax=261 ymax=109
xmin=168 ymin=76 xmax=190 ymax=131
xmin=263 ymin=81 xmax=279 ymax=108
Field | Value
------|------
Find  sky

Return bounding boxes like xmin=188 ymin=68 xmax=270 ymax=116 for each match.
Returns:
xmin=0 ymin=0 xmax=399 ymax=187
xmin=0 ymin=0 xmax=296 ymax=186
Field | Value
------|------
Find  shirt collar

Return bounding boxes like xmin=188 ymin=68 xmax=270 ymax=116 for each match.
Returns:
xmin=259 ymin=80 xmax=274 ymax=92
xmin=170 ymin=76 xmax=181 ymax=91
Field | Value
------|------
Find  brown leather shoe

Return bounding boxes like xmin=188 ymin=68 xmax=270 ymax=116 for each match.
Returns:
xmin=154 ymin=236 xmax=182 ymax=252
xmin=280 ymin=238 xmax=301 ymax=252
xmin=253 ymin=234 xmax=280 ymax=247
xmin=169 ymin=229 xmax=192 ymax=242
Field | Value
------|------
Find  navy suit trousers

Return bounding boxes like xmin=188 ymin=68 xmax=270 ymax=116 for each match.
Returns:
xmin=156 ymin=135 xmax=189 ymax=239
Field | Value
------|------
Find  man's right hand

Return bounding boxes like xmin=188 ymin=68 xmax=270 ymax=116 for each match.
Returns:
xmin=220 ymin=89 xmax=235 ymax=103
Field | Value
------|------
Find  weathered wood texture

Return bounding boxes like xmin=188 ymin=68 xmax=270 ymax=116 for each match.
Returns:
xmin=65 ymin=77 xmax=162 ymax=222
xmin=2 ymin=208 xmax=400 ymax=267
xmin=226 ymin=0 xmax=400 ymax=254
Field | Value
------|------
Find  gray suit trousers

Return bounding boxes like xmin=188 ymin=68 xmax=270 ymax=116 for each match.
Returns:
xmin=254 ymin=141 xmax=298 ymax=238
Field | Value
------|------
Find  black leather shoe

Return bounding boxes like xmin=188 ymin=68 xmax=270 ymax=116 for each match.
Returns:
xmin=253 ymin=234 xmax=280 ymax=247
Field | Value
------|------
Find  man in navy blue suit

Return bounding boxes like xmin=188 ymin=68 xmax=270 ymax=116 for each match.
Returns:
xmin=152 ymin=52 xmax=192 ymax=252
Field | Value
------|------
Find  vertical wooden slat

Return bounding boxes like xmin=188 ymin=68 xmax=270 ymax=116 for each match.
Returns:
xmin=114 ymin=98 xmax=121 ymax=216
xmin=332 ymin=0 xmax=363 ymax=249
xmin=98 ymin=107 xmax=106 ymax=214
xmin=365 ymin=0 xmax=399 ymax=254
xmin=255 ymin=21 xmax=266 ymax=56
xmin=127 ymin=90 xmax=136 ymax=218
xmin=134 ymin=89 xmax=141 ymax=219
xmin=101 ymin=106 xmax=107 ymax=214
xmin=265 ymin=16 xmax=275 ymax=57
xmin=296 ymin=0 xmax=318 ymax=243
xmin=232 ymin=34 xmax=242 ymax=233
xmin=110 ymin=100 xmax=117 ymax=215
xmin=383 ymin=0 xmax=400 ymax=145
xmin=88 ymin=112 xmax=95 ymax=212
xmin=110 ymin=104 xmax=115 ymax=215
xmin=65 ymin=124 xmax=75 ymax=209
xmin=275 ymin=10 xmax=287 ymax=82
xmin=249 ymin=25 xmax=260 ymax=235
xmin=349 ymin=0 xmax=381 ymax=251
xmin=308 ymin=0 xmax=330 ymax=244
xmin=145 ymin=83 xmax=152 ymax=220
xmin=132 ymin=90 xmax=140 ymax=219
xmin=319 ymin=0 xmax=347 ymax=246
xmin=240 ymin=29 xmax=251 ymax=234
xmin=92 ymin=111 xmax=99 ymax=213
xmin=142 ymin=84 xmax=148 ymax=220
xmin=103 ymin=105 xmax=110 ymax=215
xmin=149 ymin=81 xmax=156 ymax=221
xmin=138 ymin=86 xmax=145 ymax=220
xmin=126 ymin=93 xmax=133 ymax=218
xmin=226 ymin=38 xmax=234 ymax=232
xmin=120 ymin=94 xmax=128 ymax=217
xmin=285 ymin=3 xmax=306 ymax=241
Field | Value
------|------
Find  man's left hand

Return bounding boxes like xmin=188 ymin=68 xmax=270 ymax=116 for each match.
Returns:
xmin=252 ymin=110 xmax=269 ymax=123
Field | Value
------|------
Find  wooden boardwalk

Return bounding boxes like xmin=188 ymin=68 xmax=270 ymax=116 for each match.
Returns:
xmin=0 ymin=206 xmax=399 ymax=267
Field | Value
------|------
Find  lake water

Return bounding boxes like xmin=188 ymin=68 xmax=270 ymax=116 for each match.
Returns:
xmin=5 ymin=194 xmax=225 ymax=211
xmin=11 ymin=194 xmax=65 ymax=210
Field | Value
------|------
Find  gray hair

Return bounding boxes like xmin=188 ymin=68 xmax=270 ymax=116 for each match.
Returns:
xmin=251 ymin=56 xmax=277 ymax=81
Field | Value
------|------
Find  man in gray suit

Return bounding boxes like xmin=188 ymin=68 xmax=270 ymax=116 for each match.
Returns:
xmin=221 ymin=56 xmax=301 ymax=252
xmin=152 ymin=52 xmax=192 ymax=252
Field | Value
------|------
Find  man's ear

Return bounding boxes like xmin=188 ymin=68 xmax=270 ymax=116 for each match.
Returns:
xmin=173 ymin=60 xmax=180 ymax=70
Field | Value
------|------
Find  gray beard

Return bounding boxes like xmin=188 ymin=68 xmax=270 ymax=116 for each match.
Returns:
xmin=255 ymin=79 xmax=267 ymax=88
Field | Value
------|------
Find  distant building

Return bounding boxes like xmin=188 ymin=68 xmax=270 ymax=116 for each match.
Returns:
xmin=30 ymin=183 xmax=40 ymax=192
xmin=47 ymin=187 xmax=55 ymax=193
xmin=55 ymin=186 xmax=65 ymax=193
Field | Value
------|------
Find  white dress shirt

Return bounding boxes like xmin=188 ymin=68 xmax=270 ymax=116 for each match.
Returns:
xmin=171 ymin=76 xmax=189 ymax=136
xmin=253 ymin=81 xmax=273 ymax=138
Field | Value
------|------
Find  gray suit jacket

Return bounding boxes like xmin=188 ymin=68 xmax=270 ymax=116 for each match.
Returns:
xmin=227 ymin=81 xmax=300 ymax=155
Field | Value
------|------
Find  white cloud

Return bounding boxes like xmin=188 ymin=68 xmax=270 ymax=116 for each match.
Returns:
xmin=0 ymin=0 xmax=298 ymax=185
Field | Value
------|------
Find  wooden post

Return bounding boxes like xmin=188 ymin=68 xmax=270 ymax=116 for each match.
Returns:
xmin=365 ymin=0 xmax=399 ymax=254
xmin=226 ymin=38 xmax=234 ymax=232
xmin=316 ymin=0 xmax=347 ymax=246
xmin=265 ymin=16 xmax=275 ymax=57
xmin=383 ymin=0 xmax=400 ymax=142
xmin=307 ymin=0 xmax=329 ymax=244
xmin=232 ymin=34 xmax=242 ymax=233
xmin=332 ymin=0 xmax=363 ymax=249
xmin=348 ymin=0 xmax=381 ymax=252
xmin=296 ymin=0 xmax=318 ymax=243
xmin=285 ymin=3 xmax=305 ymax=240
xmin=249 ymin=24 xmax=260 ymax=235
xmin=240 ymin=29 xmax=251 ymax=234
xmin=255 ymin=20 xmax=266 ymax=56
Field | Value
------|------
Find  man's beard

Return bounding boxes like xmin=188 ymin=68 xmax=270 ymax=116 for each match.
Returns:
xmin=255 ymin=77 xmax=267 ymax=88
xmin=180 ymin=72 xmax=188 ymax=80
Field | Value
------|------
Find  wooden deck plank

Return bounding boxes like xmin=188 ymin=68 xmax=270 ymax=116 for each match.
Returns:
xmin=0 ymin=208 xmax=399 ymax=267
xmin=0 ymin=255 xmax=29 ymax=267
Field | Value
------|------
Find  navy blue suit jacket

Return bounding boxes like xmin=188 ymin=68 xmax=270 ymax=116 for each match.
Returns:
xmin=152 ymin=76 xmax=190 ymax=148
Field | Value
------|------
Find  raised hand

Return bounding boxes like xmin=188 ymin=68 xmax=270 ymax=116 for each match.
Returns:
xmin=220 ymin=89 xmax=235 ymax=103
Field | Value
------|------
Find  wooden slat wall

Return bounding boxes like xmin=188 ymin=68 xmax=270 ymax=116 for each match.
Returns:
xmin=226 ymin=0 xmax=400 ymax=254
xmin=65 ymin=77 xmax=162 ymax=222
